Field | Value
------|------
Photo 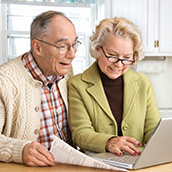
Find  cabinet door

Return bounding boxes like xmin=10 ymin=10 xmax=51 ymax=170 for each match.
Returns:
xmin=106 ymin=0 xmax=155 ymax=54
xmin=159 ymin=0 xmax=172 ymax=55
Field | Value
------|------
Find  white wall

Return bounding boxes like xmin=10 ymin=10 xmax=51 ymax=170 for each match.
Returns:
xmin=144 ymin=57 xmax=172 ymax=109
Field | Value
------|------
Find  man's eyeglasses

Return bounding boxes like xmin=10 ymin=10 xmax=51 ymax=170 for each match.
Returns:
xmin=36 ymin=39 xmax=81 ymax=55
xmin=100 ymin=46 xmax=135 ymax=65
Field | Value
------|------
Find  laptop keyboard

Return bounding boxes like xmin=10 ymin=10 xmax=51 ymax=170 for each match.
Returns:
xmin=107 ymin=154 xmax=139 ymax=164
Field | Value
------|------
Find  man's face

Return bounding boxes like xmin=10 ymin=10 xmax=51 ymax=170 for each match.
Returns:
xmin=34 ymin=15 xmax=78 ymax=77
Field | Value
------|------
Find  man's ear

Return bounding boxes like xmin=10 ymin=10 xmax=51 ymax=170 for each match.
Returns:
xmin=31 ymin=39 xmax=42 ymax=55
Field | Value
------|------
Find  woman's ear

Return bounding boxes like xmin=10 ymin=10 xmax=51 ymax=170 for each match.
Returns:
xmin=31 ymin=39 xmax=41 ymax=55
xmin=95 ymin=47 xmax=101 ymax=58
xmin=96 ymin=46 xmax=100 ymax=52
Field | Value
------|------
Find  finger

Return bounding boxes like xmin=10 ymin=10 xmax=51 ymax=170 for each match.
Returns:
xmin=106 ymin=136 xmax=127 ymax=153
xmin=26 ymin=156 xmax=49 ymax=167
xmin=121 ymin=142 xmax=141 ymax=155
xmin=122 ymin=145 xmax=137 ymax=155
xmin=23 ymin=150 xmax=48 ymax=167
xmin=23 ymin=142 xmax=55 ymax=166
xmin=106 ymin=136 xmax=141 ymax=155
xmin=125 ymin=137 xmax=141 ymax=147
xmin=36 ymin=145 xmax=54 ymax=162
xmin=110 ymin=137 xmax=141 ymax=155
xmin=34 ymin=146 xmax=55 ymax=166
xmin=25 ymin=161 xmax=37 ymax=167
xmin=108 ymin=145 xmax=124 ymax=156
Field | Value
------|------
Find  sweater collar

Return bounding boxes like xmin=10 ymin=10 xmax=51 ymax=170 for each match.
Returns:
xmin=97 ymin=63 xmax=123 ymax=86
xmin=22 ymin=52 xmax=63 ymax=87
xmin=82 ymin=61 xmax=138 ymax=85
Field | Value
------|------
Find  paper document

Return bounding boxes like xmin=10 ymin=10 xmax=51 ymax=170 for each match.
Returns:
xmin=50 ymin=136 xmax=127 ymax=171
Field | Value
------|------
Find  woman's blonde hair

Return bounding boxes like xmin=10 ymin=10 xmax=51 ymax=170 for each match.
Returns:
xmin=89 ymin=17 xmax=144 ymax=63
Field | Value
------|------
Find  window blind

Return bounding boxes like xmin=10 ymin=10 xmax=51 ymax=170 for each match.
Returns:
xmin=1 ymin=0 xmax=96 ymax=7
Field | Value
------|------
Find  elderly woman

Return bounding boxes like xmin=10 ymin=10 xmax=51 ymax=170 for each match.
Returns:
xmin=68 ymin=17 xmax=161 ymax=156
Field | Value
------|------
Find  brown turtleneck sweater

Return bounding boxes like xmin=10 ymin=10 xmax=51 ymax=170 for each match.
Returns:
xmin=98 ymin=64 xmax=124 ymax=136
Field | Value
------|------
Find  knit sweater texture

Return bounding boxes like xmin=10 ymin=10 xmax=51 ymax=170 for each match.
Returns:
xmin=0 ymin=55 xmax=73 ymax=163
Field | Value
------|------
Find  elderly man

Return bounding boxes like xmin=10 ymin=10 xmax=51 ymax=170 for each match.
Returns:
xmin=0 ymin=10 xmax=80 ymax=167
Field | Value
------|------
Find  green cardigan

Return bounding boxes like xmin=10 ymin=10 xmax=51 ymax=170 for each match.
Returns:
xmin=68 ymin=62 xmax=161 ymax=153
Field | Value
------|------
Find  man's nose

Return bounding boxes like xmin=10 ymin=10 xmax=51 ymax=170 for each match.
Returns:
xmin=66 ymin=47 xmax=76 ymax=59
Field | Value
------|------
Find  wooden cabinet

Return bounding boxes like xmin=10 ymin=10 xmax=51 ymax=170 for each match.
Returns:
xmin=104 ymin=0 xmax=172 ymax=56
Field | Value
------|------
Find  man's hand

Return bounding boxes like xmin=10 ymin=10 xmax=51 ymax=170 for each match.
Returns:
xmin=23 ymin=141 xmax=55 ymax=167
xmin=106 ymin=136 xmax=141 ymax=156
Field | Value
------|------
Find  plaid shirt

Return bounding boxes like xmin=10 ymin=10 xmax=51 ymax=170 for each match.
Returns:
xmin=22 ymin=52 xmax=69 ymax=149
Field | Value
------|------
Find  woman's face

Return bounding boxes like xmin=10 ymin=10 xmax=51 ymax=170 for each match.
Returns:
xmin=97 ymin=35 xmax=134 ymax=79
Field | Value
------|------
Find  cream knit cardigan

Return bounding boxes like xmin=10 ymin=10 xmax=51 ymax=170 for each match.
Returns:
xmin=0 ymin=55 xmax=73 ymax=164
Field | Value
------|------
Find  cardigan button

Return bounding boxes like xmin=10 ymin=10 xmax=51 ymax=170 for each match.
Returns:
xmin=35 ymin=106 xmax=40 ymax=112
xmin=35 ymin=82 xmax=42 ymax=88
xmin=123 ymin=125 xmax=128 ymax=131
xmin=34 ymin=129 xmax=39 ymax=135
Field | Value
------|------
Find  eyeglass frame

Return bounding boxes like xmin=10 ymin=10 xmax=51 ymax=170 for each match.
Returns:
xmin=35 ymin=38 xmax=81 ymax=55
xmin=100 ymin=46 xmax=135 ymax=65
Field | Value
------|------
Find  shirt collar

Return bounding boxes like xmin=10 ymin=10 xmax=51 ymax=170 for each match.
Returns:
xmin=22 ymin=52 xmax=64 ymax=87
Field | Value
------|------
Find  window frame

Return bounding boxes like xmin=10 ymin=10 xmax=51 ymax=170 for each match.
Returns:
xmin=0 ymin=0 xmax=104 ymax=74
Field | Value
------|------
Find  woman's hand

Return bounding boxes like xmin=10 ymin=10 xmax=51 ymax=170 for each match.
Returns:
xmin=106 ymin=136 xmax=141 ymax=156
xmin=22 ymin=141 xmax=55 ymax=167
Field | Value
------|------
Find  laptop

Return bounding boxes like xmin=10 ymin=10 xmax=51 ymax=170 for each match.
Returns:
xmin=87 ymin=116 xmax=172 ymax=169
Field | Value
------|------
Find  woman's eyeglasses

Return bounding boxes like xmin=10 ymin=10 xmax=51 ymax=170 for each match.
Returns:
xmin=101 ymin=46 xmax=135 ymax=65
